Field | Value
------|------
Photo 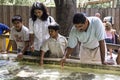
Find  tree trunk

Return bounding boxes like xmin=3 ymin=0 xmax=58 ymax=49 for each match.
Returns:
xmin=54 ymin=0 xmax=77 ymax=37
xmin=54 ymin=0 xmax=79 ymax=58
xmin=116 ymin=0 xmax=120 ymax=7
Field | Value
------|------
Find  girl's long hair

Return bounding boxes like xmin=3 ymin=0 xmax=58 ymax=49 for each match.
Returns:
xmin=30 ymin=2 xmax=49 ymax=22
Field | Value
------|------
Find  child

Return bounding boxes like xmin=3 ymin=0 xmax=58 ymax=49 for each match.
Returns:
xmin=0 ymin=23 xmax=10 ymax=35
xmin=40 ymin=23 xmax=68 ymax=66
xmin=0 ymin=23 xmax=10 ymax=52
xmin=6 ymin=15 xmax=30 ymax=59
xmin=29 ymin=2 xmax=55 ymax=56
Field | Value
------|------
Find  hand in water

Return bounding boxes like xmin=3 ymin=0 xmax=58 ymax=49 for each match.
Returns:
xmin=60 ymin=57 xmax=66 ymax=69
xmin=17 ymin=53 xmax=23 ymax=59
xmin=1 ymin=51 xmax=7 ymax=54
xmin=40 ymin=60 xmax=43 ymax=66
xmin=30 ymin=46 xmax=34 ymax=52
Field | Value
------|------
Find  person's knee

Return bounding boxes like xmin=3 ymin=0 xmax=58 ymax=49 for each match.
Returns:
xmin=116 ymin=49 xmax=120 ymax=64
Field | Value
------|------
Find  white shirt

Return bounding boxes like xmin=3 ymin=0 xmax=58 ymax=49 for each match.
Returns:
xmin=9 ymin=25 xmax=29 ymax=50
xmin=68 ymin=17 xmax=106 ymax=49
xmin=29 ymin=16 xmax=55 ymax=51
xmin=41 ymin=34 xmax=68 ymax=58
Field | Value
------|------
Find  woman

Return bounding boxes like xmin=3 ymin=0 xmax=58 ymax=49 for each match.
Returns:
xmin=105 ymin=22 xmax=115 ymax=59
xmin=29 ymin=2 xmax=55 ymax=56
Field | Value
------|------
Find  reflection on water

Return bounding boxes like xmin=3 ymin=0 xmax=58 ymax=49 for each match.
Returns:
xmin=0 ymin=59 xmax=120 ymax=80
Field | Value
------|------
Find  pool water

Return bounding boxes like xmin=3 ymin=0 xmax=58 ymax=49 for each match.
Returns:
xmin=0 ymin=60 xmax=120 ymax=80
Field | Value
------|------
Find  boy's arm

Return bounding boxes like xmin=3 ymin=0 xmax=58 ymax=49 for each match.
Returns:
xmin=40 ymin=50 xmax=45 ymax=66
xmin=21 ymin=41 xmax=29 ymax=54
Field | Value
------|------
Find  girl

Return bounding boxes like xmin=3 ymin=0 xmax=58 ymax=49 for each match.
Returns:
xmin=29 ymin=2 xmax=55 ymax=56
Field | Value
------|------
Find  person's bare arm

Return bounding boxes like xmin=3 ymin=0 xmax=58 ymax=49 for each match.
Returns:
xmin=29 ymin=34 xmax=34 ymax=46
xmin=22 ymin=41 xmax=29 ymax=54
xmin=29 ymin=34 xmax=34 ymax=52
xmin=99 ymin=40 xmax=106 ymax=64
xmin=60 ymin=47 xmax=74 ymax=67
xmin=40 ymin=50 xmax=45 ymax=66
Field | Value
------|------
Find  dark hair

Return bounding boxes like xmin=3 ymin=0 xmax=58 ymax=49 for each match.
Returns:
xmin=12 ymin=15 xmax=22 ymax=23
xmin=48 ymin=23 xmax=60 ymax=31
xmin=30 ymin=2 xmax=49 ymax=21
xmin=73 ymin=13 xmax=86 ymax=24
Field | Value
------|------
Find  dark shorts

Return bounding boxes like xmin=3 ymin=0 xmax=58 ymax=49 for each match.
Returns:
xmin=105 ymin=38 xmax=113 ymax=43
xmin=24 ymin=50 xmax=50 ymax=57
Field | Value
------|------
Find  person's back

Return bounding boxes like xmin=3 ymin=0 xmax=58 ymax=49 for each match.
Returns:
xmin=0 ymin=23 xmax=10 ymax=35
xmin=0 ymin=23 xmax=10 ymax=52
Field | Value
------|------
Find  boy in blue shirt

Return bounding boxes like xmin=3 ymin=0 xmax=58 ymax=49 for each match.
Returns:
xmin=0 ymin=23 xmax=10 ymax=52
xmin=0 ymin=23 xmax=10 ymax=35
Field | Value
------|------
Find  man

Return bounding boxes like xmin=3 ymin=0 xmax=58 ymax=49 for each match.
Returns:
xmin=95 ymin=12 xmax=101 ymax=18
xmin=61 ymin=13 xmax=107 ymax=66
xmin=6 ymin=15 xmax=29 ymax=59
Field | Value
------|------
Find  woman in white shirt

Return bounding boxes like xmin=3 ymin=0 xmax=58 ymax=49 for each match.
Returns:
xmin=29 ymin=2 xmax=55 ymax=56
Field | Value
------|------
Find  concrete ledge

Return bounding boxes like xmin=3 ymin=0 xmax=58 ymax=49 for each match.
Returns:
xmin=22 ymin=55 xmax=120 ymax=72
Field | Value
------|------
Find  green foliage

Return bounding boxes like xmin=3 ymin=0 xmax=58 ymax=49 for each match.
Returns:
xmin=0 ymin=0 xmax=47 ymax=6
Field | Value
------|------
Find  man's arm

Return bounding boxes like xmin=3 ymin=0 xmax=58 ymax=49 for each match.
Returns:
xmin=99 ymin=40 xmax=106 ymax=64
xmin=64 ymin=47 xmax=74 ymax=58
xmin=60 ymin=47 xmax=74 ymax=67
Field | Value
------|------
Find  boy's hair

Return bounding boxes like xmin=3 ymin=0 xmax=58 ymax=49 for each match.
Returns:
xmin=48 ymin=23 xmax=60 ymax=31
xmin=73 ymin=13 xmax=86 ymax=24
xmin=12 ymin=15 xmax=22 ymax=23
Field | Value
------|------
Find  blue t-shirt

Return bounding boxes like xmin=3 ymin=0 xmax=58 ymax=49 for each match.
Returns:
xmin=0 ymin=23 xmax=9 ymax=35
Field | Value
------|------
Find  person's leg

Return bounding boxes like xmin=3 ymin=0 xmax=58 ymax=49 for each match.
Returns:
xmin=116 ymin=48 xmax=120 ymax=65
xmin=31 ymin=50 xmax=40 ymax=56
xmin=109 ymin=48 xmax=113 ymax=59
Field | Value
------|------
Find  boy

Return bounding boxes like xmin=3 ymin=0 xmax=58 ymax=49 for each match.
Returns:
xmin=0 ymin=23 xmax=10 ymax=35
xmin=40 ymin=23 xmax=68 ymax=66
xmin=6 ymin=15 xmax=29 ymax=59
xmin=0 ymin=23 xmax=10 ymax=52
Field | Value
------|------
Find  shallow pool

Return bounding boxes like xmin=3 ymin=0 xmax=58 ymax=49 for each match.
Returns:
xmin=0 ymin=59 xmax=120 ymax=80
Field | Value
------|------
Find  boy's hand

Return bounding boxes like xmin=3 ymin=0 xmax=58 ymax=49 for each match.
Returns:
xmin=17 ymin=52 xmax=23 ymax=59
xmin=1 ymin=51 xmax=7 ymax=54
xmin=30 ymin=45 xmax=34 ymax=52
